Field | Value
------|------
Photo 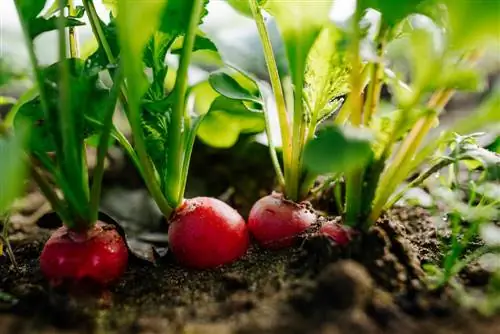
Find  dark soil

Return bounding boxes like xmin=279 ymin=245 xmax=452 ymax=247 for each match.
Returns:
xmin=2 ymin=207 xmax=500 ymax=334
xmin=1 ymin=138 xmax=499 ymax=334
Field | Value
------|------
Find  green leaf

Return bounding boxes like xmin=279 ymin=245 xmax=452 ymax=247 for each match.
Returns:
xmin=431 ymin=68 xmax=485 ymax=92
xmin=13 ymin=59 xmax=110 ymax=154
xmin=158 ymin=0 xmax=209 ymax=38
xmin=304 ymin=125 xmax=374 ymax=174
xmin=15 ymin=0 xmax=84 ymax=40
xmin=458 ymin=143 xmax=500 ymax=171
xmin=360 ymin=0 xmax=431 ymax=27
xmin=370 ymin=107 xmax=433 ymax=159
xmin=14 ymin=0 xmax=46 ymax=22
xmin=445 ymin=0 xmax=500 ymax=50
xmin=227 ymin=0 xmax=253 ymax=17
xmin=143 ymin=31 xmax=175 ymax=98
xmin=171 ymin=34 xmax=218 ymax=55
xmin=197 ymin=96 xmax=266 ymax=148
xmin=476 ymin=183 xmax=500 ymax=203
xmin=141 ymin=97 xmax=172 ymax=181
xmin=29 ymin=16 xmax=85 ymax=40
xmin=208 ymin=72 xmax=262 ymax=104
xmin=304 ymin=26 xmax=351 ymax=122
xmin=14 ymin=98 xmax=57 ymax=152
xmin=85 ymin=19 xmax=119 ymax=75
xmin=263 ymin=0 xmax=333 ymax=87
xmin=0 ymin=129 xmax=28 ymax=215
xmin=102 ymin=0 xmax=118 ymax=16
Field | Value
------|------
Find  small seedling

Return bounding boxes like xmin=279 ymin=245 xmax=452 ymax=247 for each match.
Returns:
xmin=423 ymin=134 xmax=500 ymax=289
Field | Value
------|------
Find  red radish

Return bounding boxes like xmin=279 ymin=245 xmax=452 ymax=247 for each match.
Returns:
xmin=39 ymin=221 xmax=128 ymax=286
xmin=168 ymin=197 xmax=249 ymax=269
xmin=319 ymin=221 xmax=354 ymax=246
xmin=248 ymin=192 xmax=316 ymax=249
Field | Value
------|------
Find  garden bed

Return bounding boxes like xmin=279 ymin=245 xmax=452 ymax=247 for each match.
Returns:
xmin=1 ymin=203 xmax=499 ymax=334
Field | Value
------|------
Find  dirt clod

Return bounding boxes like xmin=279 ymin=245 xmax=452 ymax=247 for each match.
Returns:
xmin=316 ymin=260 xmax=374 ymax=310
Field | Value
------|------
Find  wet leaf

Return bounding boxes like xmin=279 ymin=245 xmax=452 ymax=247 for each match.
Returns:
xmin=304 ymin=125 xmax=374 ymax=174
xmin=85 ymin=19 xmax=120 ymax=75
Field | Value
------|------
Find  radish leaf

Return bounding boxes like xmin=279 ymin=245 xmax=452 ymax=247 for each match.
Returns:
xmin=0 ymin=129 xmax=28 ymax=215
xmin=198 ymin=96 xmax=265 ymax=148
xmin=304 ymin=125 xmax=374 ymax=174
xmin=209 ymin=72 xmax=262 ymax=104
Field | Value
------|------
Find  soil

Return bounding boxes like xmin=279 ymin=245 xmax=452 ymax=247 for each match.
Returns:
xmin=1 ymin=139 xmax=499 ymax=334
xmin=2 ymin=207 xmax=500 ymax=334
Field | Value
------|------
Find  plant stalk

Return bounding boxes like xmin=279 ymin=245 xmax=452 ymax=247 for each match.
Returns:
xmin=165 ymin=0 xmax=204 ymax=208
xmin=248 ymin=0 xmax=292 ymax=194
xmin=13 ymin=3 xmax=51 ymax=126
xmin=83 ymin=0 xmax=130 ymax=112
xmin=68 ymin=0 xmax=80 ymax=58
xmin=363 ymin=29 xmax=386 ymax=125
xmin=30 ymin=163 xmax=70 ymax=224
xmin=344 ymin=7 xmax=364 ymax=225
xmin=89 ymin=68 xmax=123 ymax=222
xmin=57 ymin=0 xmax=91 ymax=223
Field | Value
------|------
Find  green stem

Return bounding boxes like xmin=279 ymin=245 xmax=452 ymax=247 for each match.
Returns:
xmin=33 ymin=151 xmax=85 ymax=217
xmin=30 ymin=163 xmax=70 ymax=224
xmin=165 ymin=0 xmax=204 ymax=208
xmin=57 ymin=0 xmax=90 ymax=224
xmin=262 ymin=95 xmax=286 ymax=188
xmin=68 ymin=0 xmax=79 ymax=58
xmin=89 ymin=68 xmax=123 ymax=222
xmin=363 ymin=29 xmax=386 ymax=125
xmin=13 ymin=3 xmax=51 ymax=125
xmin=83 ymin=0 xmax=115 ymax=63
xmin=248 ymin=0 xmax=292 ymax=194
xmin=83 ymin=0 xmax=130 ymax=112
xmin=178 ymin=116 xmax=204 ymax=204
xmin=369 ymin=90 xmax=451 ymax=222
xmin=111 ymin=126 xmax=143 ymax=176
xmin=344 ymin=7 xmax=364 ymax=225
xmin=288 ymin=75 xmax=306 ymax=201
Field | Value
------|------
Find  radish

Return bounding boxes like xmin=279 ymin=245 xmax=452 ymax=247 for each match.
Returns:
xmin=40 ymin=221 xmax=128 ymax=286
xmin=168 ymin=197 xmax=249 ymax=269
xmin=319 ymin=221 xmax=355 ymax=246
xmin=248 ymin=192 xmax=316 ymax=249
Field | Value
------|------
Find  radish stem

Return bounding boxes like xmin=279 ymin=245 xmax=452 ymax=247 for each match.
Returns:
xmin=165 ymin=0 xmax=204 ymax=208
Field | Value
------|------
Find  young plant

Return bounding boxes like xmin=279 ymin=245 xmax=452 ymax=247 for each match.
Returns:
xmin=219 ymin=0 xmax=500 ymax=247
xmin=209 ymin=0 xmax=361 ymax=249
xmin=106 ymin=0 xmax=250 ymax=268
xmin=12 ymin=0 xmax=128 ymax=286
xmin=423 ymin=134 xmax=500 ymax=289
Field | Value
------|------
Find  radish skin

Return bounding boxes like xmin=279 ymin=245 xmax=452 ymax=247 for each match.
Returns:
xmin=168 ymin=197 xmax=250 ymax=269
xmin=319 ymin=221 xmax=354 ymax=246
xmin=39 ymin=221 xmax=128 ymax=286
xmin=248 ymin=193 xmax=316 ymax=249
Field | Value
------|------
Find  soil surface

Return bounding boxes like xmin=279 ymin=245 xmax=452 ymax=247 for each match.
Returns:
xmin=2 ymin=206 xmax=500 ymax=334
xmin=1 ymin=138 xmax=499 ymax=334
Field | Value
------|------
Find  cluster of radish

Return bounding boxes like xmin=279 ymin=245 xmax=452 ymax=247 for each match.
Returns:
xmin=39 ymin=192 xmax=354 ymax=287
xmin=167 ymin=192 xmax=354 ymax=270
